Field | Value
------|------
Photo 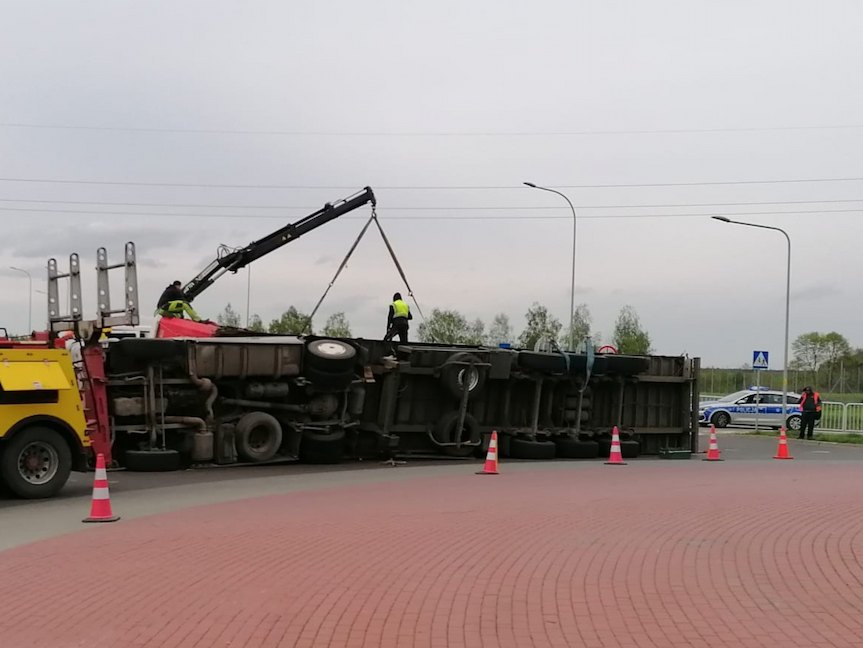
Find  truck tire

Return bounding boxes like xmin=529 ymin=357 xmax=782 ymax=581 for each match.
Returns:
xmin=434 ymin=412 xmax=480 ymax=457
xmin=509 ymin=437 xmax=556 ymax=460
xmin=305 ymin=339 xmax=356 ymax=373
xmin=299 ymin=437 xmax=345 ymax=464
xmin=305 ymin=365 xmax=354 ymax=391
xmin=563 ymin=409 xmax=590 ymax=424
xmin=440 ymin=353 xmax=486 ymax=399
xmin=565 ymin=396 xmax=591 ymax=410
xmin=124 ymin=449 xmax=181 ymax=472
xmin=0 ymin=426 xmax=72 ymax=499
xmin=235 ymin=412 xmax=283 ymax=462
xmin=553 ymin=437 xmax=599 ymax=459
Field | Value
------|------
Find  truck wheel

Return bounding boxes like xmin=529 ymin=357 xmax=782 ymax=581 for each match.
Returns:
xmin=305 ymin=339 xmax=356 ymax=373
xmin=434 ymin=412 xmax=480 ymax=457
xmin=305 ymin=365 xmax=354 ymax=391
xmin=509 ymin=437 xmax=556 ymax=460
xmin=0 ymin=426 xmax=72 ymax=499
xmin=440 ymin=353 xmax=486 ymax=399
xmin=598 ymin=438 xmax=640 ymax=459
xmin=299 ymin=437 xmax=345 ymax=464
xmin=124 ymin=449 xmax=181 ymax=472
xmin=235 ymin=412 xmax=283 ymax=462
xmin=553 ymin=437 xmax=599 ymax=459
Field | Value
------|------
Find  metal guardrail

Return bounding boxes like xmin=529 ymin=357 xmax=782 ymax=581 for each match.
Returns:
xmin=819 ymin=401 xmax=863 ymax=433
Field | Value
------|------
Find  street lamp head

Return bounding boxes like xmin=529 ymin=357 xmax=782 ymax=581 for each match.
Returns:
xmin=711 ymin=216 xmax=731 ymax=223
xmin=523 ymin=182 xmax=537 ymax=188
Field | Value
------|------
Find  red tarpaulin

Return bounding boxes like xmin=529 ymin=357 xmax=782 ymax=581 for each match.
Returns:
xmin=155 ymin=318 xmax=220 ymax=338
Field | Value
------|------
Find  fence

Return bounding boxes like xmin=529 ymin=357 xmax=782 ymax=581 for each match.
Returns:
xmin=699 ymin=394 xmax=863 ymax=434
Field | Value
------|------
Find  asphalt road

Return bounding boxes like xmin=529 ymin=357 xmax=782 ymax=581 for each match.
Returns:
xmin=1 ymin=430 xmax=860 ymax=551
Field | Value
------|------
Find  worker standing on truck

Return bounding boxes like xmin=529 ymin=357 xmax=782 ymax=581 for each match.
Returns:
xmin=798 ymin=385 xmax=822 ymax=440
xmin=384 ymin=292 xmax=412 ymax=343
xmin=156 ymin=281 xmax=201 ymax=321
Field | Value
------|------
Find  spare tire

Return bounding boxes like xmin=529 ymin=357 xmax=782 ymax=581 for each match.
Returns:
xmin=235 ymin=412 xmax=283 ymax=462
xmin=440 ymin=353 xmax=486 ymax=399
xmin=553 ymin=437 xmax=599 ymax=459
xmin=434 ymin=412 xmax=480 ymax=457
xmin=509 ymin=437 xmax=556 ymax=460
xmin=305 ymin=339 xmax=356 ymax=373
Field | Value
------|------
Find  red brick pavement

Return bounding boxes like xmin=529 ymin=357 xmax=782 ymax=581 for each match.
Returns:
xmin=3 ymin=462 xmax=863 ymax=647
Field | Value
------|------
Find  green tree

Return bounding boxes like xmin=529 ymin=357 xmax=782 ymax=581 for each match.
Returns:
xmin=518 ymin=303 xmax=562 ymax=350
xmin=248 ymin=314 xmax=265 ymax=332
xmin=464 ymin=318 xmax=485 ymax=345
xmin=564 ymin=303 xmax=592 ymax=351
xmin=322 ymin=312 xmax=352 ymax=338
xmin=792 ymin=332 xmax=826 ymax=379
xmin=486 ymin=313 xmax=513 ymax=346
xmin=217 ymin=303 xmax=242 ymax=328
xmin=417 ymin=308 xmax=480 ymax=344
xmin=612 ymin=305 xmax=652 ymax=355
xmin=268 ymin=306 xmax=313 ymax=335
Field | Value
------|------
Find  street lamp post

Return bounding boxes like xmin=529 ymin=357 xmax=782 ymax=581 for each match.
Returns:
xmin=9 ymin=266 xmax=32 ymax=333
xmin=524 ymin=182 xmax=578 ymax=351
xmin=711 ymin=216 xmax=792 ymax=422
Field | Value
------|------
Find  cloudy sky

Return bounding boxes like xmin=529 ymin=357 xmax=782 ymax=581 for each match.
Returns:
xmin=2 ymin=0 xmax=862 ymax=366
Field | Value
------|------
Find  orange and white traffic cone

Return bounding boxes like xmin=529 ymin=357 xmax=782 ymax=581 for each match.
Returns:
xmin=703 ymin=425 xmax=723 ymax=461
xmin=604 ymin=426 xmax=627 ymax=465
xmin=773 ymin=427 xmax=794 ymax=460
xmin=82 ymin=453 xmax=120 ymax=523
xmin=476 ymin=431 xmax=500 ymax=475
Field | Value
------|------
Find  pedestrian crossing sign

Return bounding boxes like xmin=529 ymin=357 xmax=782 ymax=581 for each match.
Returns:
xmin=752 ymin=350 xmax=769 ymax=370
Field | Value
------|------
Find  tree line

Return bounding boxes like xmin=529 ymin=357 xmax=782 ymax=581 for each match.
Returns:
xmin=216 ymin=302 xmax=653 ymax=354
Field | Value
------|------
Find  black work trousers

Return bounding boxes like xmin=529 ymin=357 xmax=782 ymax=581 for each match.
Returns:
xmin=385 ymin=318 xmax=409 ymax=343
xmin=800 ymin=411 xmax=817 ymax=439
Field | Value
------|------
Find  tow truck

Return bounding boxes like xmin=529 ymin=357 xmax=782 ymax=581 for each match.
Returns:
xmin=1 ymin=187 xmax=701 ymax=496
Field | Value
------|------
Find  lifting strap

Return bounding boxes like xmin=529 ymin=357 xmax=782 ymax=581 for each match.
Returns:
xmin=304 ymin=206 xmax=424 ymax=333
xmin=371 ymin=209 xmax=425 ymax=322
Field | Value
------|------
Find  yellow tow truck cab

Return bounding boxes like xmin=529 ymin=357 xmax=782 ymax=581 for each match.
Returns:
xmin=0 ymin=346 xmax=90 ymax=498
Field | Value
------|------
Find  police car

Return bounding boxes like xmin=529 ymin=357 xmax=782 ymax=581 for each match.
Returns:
xmin=699 ymin=388 xmax=805 ymax=431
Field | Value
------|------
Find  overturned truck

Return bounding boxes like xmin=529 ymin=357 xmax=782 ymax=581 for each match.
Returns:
xmin=102 ymin=333 xmax=700 ymax=469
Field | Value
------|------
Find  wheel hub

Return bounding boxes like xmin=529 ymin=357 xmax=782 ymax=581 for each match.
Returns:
xmin=17 ymin=442 xmax=59 ymax=485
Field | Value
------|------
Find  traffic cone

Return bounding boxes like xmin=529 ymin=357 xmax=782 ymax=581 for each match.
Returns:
xmin=82 ymin=453 xmax=120 ymax=523
xmin=773 ymin=427 xmax=794 ymax=460
xmin=605 ymin=426 xmax=627 ymax=465
xmin=703 ymin=425 xmax=723 ymax=461
xmin=476 ymin=431 xmax=500 ymax=475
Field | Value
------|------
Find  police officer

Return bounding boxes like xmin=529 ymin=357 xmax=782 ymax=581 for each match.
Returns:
xmin=799 ymin=385 xmax=822 ymax=440
xmin=156 ymin=281 xmax=202 ymax=322
xmin=384 ymin=292 xmax=412 ymax=343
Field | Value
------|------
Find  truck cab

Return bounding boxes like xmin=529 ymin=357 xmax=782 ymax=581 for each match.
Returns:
xmin=0 ymin=342 xmax=90 ymax=498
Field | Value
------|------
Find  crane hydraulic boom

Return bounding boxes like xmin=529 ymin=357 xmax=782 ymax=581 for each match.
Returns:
xmin=182 ymin=186 xmax=376 ymax=302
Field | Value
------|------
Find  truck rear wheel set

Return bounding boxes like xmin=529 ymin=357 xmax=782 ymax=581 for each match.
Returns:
xmin=0 ymin=426 xmax=72 ymax=499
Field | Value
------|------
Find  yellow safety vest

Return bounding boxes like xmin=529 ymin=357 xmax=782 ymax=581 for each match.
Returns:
xmin=392 ymin=299 xmax=410 ymax=319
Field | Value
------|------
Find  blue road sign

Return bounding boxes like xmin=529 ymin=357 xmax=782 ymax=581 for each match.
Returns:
xmin=752 ymin=350 xmax=769 ymax=370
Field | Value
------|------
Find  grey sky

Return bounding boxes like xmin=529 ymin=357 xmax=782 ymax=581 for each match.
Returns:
xmin=2 ymin=0 xmax=862 ymax=366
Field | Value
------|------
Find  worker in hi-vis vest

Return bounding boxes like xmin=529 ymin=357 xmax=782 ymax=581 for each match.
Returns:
xmin=156 ymin=280 xmax=202 ymax=321
xmin=384 ymin=292 xmax=412 ymax=343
